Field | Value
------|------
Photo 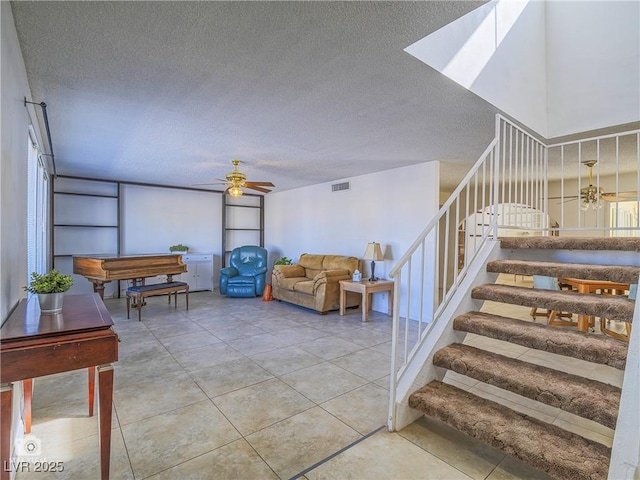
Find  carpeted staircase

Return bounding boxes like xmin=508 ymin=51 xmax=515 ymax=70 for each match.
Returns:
xmin=408 ymin=237 xmax=639 ymax=480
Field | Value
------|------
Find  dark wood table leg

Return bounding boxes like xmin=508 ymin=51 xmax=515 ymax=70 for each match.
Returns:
xmin=1 ymin=384 xmax=12 ymax=480
xmin=23 ymin=379 xmax=33 ymax=433
xmin=92 ymin=281 xmax=106 ymax=300
xmin=97 ymin=365 xmax=114 ymax=480
xmin=88 ymin=367 xmax=96 ymax=417
xmin=137 ymin=294 xmax=143 ymax=322
xmin=577 ymin=284 xmax=590 ymax=331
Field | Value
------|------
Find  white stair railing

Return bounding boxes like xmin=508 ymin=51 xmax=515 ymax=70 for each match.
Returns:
xmin=388 ymin=114 xmax=548 ymax=429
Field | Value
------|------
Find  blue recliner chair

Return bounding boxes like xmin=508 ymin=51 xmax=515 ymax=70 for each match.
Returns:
xmin=219 ymin=246 xmax=268 ymax=297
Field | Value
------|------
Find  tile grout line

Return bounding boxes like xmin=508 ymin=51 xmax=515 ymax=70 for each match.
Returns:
xmin=288 ymin=425 xmax=386 ymax=480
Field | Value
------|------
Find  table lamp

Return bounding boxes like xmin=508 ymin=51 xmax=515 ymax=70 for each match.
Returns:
xmin=363 ymin=242 xmax=383 ymax=282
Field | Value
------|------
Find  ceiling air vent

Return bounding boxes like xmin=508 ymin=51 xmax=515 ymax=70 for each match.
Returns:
xmin=331 ymin=181 xmax=350 ymax=192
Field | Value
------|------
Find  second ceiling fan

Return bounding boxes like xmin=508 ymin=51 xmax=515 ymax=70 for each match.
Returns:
xmin=549 ymin=160 xmax=638 ymax=210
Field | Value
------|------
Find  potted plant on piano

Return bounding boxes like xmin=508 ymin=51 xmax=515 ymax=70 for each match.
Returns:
xmin=24 ymin=269 xmax=74 ymax=314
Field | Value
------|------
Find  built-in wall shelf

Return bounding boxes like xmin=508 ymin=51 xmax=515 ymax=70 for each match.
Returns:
xmin=55 ymin=191 xmax=118 ymax=199
xmin=52 ymin=176 xmax=121 ymax=297
xmin=54 ymin=224 xmax=118 ymax=228
xmin=222 ymin=195 xmax=264 ymax=267
xmin=226 ymin=204 xmax=261 ymax=209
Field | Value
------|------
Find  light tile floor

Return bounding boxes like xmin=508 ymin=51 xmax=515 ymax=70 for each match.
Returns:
xmin=15 ymin=276 xmax=626 ymax=479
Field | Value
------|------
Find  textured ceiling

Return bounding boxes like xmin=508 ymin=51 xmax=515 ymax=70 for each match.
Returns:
xmin=11 ymin=0 xmax=499 ymax=193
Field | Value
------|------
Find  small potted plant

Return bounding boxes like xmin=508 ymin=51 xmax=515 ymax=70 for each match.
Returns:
xmin=273 ymin=256 xmax=293 ymax=266
xmin=169 ymin=243 xmax=189 ymax=254
xmin=24 ymin=270 xmax=74 ymax=313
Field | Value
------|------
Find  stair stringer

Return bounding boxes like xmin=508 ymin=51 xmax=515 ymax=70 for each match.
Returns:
xmin=609 ymin=295 xmax=640 ymax=480
xmin=390 ymin=239 xmax=503 ymax=431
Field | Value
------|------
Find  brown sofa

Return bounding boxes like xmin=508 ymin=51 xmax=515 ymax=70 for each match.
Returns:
xmin=272 ymin=254 xmax=361 ymax=313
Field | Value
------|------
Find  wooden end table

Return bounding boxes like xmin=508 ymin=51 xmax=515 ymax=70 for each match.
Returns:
xmin=339 ymin=279 xmax=394 ymax=322
xmin=1 ymin=294 xmax=118 ymax=480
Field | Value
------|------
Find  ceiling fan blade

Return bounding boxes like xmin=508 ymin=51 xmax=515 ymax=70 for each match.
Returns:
xmin=548 ymin=195 xmax=580 ymax=200
xmin=192 ymin=178 xmax=229 ymax=187
xmin=555 ymin=198 xmax=579 ymax=204
xmin=245 ymin=181 xmax=275 ymax=187
xmin=601 ymin=191 xmax=639 ymax=202
xmin=245 ymin=185 xmax=272 ymax=193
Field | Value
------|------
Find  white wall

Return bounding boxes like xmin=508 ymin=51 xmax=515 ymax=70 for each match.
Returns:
xmin=1 ymin=1 xmax=45 ymax=468
xmin=265 ymin=161 xmax=440 ymax=313
xmin=121 ymin=185 xmax=221 ymax=255
xmin=406 ymin=0 xmax=640 ymax=139
xmin=121 ymin=185 xmax=223 ymax=288
xmin=1 ymin=2 xmax=31 ymax=319
xmin=546 ymin=1 xmax=640 ymax=137
xmin=406 ymin=0 xmax=548 ymax=137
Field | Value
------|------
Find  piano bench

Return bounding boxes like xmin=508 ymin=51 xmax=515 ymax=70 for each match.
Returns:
xmin=126 ymin=282 xmax=189 ymax=321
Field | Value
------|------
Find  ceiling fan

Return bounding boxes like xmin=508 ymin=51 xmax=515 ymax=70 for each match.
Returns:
xmin=549 ymin=160 xmax=638 ymax=210
xmin=195 ymin=159 xmax=274 ymax=197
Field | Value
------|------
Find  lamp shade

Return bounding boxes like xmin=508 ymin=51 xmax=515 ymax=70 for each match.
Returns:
xmin=362 ymin=242 xmax=383 ymax=261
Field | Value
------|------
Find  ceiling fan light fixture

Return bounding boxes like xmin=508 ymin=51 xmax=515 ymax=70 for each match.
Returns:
xmin=579 ymin=161 xmax=604 ymax=211
xmin=581 ymin=198 xmax=602 ymax=211
xmin=229 ymin=185 xmax=243 ymax=197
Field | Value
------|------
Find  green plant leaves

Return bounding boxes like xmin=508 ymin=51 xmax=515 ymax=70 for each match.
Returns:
xmin=24 ymin=270 xmax=74 ymax=294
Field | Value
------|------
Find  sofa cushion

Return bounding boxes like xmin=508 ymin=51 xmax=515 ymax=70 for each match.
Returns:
xmin=299 ymin=254 xmax=325 ymax=271
xmin=293 ymin=280 xmax=314 ymax=295
xmin=278 ymin=277 xmax=308 ymax=291
xmin=305 ymin=268 xmax=322 ymax=279
xmin=273 ymin=264 xmax=305 ymax=279
xmin=322 ymin=255 xmax=358 ymax=273
xmin=312 ymin=269 xmax=350 ymax=292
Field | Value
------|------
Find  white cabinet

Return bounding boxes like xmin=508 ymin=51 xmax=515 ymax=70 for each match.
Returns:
xmin=182 ymin=254 xmax=214 ymax=291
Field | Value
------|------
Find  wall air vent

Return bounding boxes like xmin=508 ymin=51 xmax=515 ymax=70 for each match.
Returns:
xmin=331 ymin=182 xmax=350 ymax=192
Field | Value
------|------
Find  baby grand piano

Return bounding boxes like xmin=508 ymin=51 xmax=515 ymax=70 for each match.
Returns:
xmin=73 ymin=254 xmax=187 ymax=299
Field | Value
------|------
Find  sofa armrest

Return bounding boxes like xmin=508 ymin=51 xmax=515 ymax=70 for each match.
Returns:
xmin=273 ymin=264 xmax=305 ymax=281
xmin=220 ymin=266 xmax=239 ymax=277
xmin=312 ymin=269 xmax=350 ymax=292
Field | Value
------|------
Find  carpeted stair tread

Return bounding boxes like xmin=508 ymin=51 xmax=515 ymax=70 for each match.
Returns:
xmin=472 ymin=284 xmax=635 ymax=323
xmin=409 ymin=381 xmax=611 ymax=480
xmin=499 ymin=236 xmax=640 ymax=252
xmin=454 ymin=311 xmax=627 ymax=369
xmin=487 ymin=259 xmax=640 ymax=284
xmin=434 ymin=343 xmax=620 ymax=428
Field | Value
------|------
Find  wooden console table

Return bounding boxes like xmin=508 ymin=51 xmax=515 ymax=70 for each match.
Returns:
xmin=339 ymin=279 xmax=394 ymax=322
xmin=0 ymin=294 xmax=118 ymax=480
